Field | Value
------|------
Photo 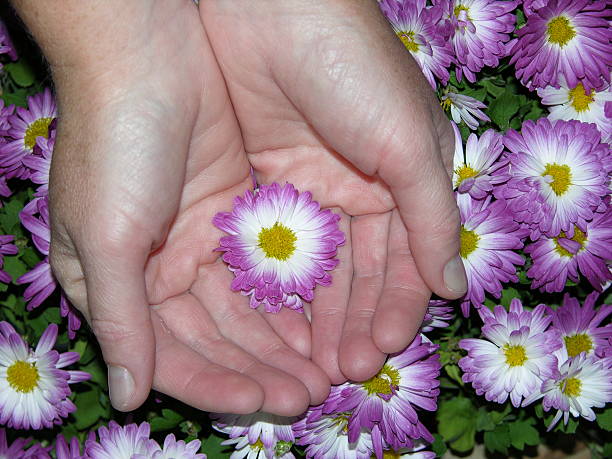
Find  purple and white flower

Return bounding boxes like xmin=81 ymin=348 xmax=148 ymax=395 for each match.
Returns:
xmin=522 ymin=350 xmax=612 ymax=431
xmin=0 ymin=428 xmax=47 ymax=459
xmin=0 ymin=322 xmax=90 ymax=430
xmin=437 ymin=0 xmax=518 ymax=82
xmin=441 ymin=90 xmax=490 ymax=130
xmin=379 ymin=0 xmax=453 ymax=89
xmin=510 ymin=0 xmax=612 ymax=91
xmin=525 ymin=204 xmax=612 ymax=293
xmin=0 ymin=88 xmax=56 ymax=179
xmin=501 ymin=118 xmax=610 ymax=240
xmin=459 ymin=299 xmax=562 ymax=407
xmin=85 ymin=422 xmax=158 ymax=459
xmin=457 ymin=193 xmax=526 ymax=316
xmin=214 ymin=183 xmax=344 ymax=313
xmin=293 ymin=407 xmax=374 ymax=459
xmin=0 ymin=234 xmax=18 ymax=284
xmin=421 ymin=299 xmax=455 ymax=333
xmin=212 ymin=412 xmax=297 ymax=459
xmin=538 ymin=78 xmax=612 ymax=144
xmin=329 ymin=335 xmax=440 ymax=459
xmin=452 ymin=123 xmax=508 ymax=199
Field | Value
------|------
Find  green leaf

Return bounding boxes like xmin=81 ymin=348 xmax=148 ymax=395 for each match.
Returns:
xmin=4 ymin=60 xmax=36 ymax=87
xmin=81 ymin=359 xmax=108 ymax=388
xmin=500 ymin=287 xmax=520 ymax=308
xmin=444 ymin=364 xmax=464 ymax=386
xmin=508 ymin=420 xmax=540 ymax=450
xmin=201 ymin=430 xmax=231 ymax=457
xmin=150 ymin=408 xmax=185 ymax=432
xmin=2 ymin=255 xmax=27 ymax=281
xmin=489 ymin=404 xmax=512 ymax=424
xmin=602 ymin=442 xmax=612 ymax=458
xmin=431 ymin=434 xmax=447 ymax=457
xmin=1 ymin=87 xmax=30 ymax=107
xmin=484 ymin=424 xmax=511 ymax=454
xmin=597 ymin=407 xmax=612 ymax=431
xmin=488 ymin=88 xmax=521 ymax=130
xmin=72 ymin=389 xmax=110 ymax=430
xmin=0 ymin=198 xmax=25 ymax=234
xmin=476 ymin=408 xmax=496 ymax=432
xmin=437 ymin=397 xmax=477 ymax=452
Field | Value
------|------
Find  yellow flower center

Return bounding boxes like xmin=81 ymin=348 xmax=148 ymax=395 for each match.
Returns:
xmin=397 ymin=30 xmax=419 ymax=52
xmin=441 ymin=97 xmax=453 ymax=111
xmin=250 ymin=439 xmax=264 ymax=451
xmin=331 ymin=413 xmax=350 ymax=433
xmin=503 ymin=344 xmax=527 ymax=367
xmin=374 ymin=451 xmax=402 ymax=459
xmin=24 ymin=117 xmax=53 ymax=151
xmin=554 ymin=227 xmax=587 ymax=258
xmin=455 ymin=164 xmax=479 ymax=187
xmin=569 ymin=83 xmax=594 ymax=112
xmin=547 ymin=16 xmax=576 ymax=47
xmin=454 ymin=5 xmax=471 ymax=20
xmin=258 ymin=222 xmax=297 ymax=261
xmin=459 ymin=226 xmax=480 ymax=258
xmin=564 ymin=333 xmax=593 ymax=358
xmin=6 ymin=360 xmax=40 ymax=393
xmin=362 ymin=364 xmax=400 ymax=397
xmin=542 ymin=163 xmax=572 ymax=196
xmin=560 ymin=377 xmax=582 ymax=397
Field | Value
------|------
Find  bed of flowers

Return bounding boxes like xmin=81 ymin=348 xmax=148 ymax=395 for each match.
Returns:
xmin=0 ymin=0 xmax=610 ymax=458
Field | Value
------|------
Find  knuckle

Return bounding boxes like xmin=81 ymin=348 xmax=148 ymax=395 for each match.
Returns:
xmin=89 ymin=317 xmax=143 ymax=346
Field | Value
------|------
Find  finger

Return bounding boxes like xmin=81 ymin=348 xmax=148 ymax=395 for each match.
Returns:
xmin=310 ymin=211 xmax=352 ymax=384
xmin=153 ymin=292 xmax=310 ymax=416
xmin=338 ymin=213 xmax=389 ymax=382
xmin=79 ymin=227 xmax=155 ymax=412
xmin=191 ymin=260 xmax=331 ymax=407
xmin=372 ymin=209 xmax=430 ymax=354
xmin=258 ymin=306 xmax=312 ymax=359
xmin=151 ymin=313 xmax=264 ymax=414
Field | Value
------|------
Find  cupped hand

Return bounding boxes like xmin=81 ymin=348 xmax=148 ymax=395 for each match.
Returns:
xmin=45 ymin=0 xmax=329 ymax=415
xmin=200 ymin=0 xmax=466 ymax=383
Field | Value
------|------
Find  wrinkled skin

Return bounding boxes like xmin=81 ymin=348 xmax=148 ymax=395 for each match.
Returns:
xmin=23 ymin=0 xmax=462 ymax=415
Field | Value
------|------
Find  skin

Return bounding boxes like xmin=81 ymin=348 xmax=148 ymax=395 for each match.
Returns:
xmin=11 ymin=0 xmax=465 ymax=415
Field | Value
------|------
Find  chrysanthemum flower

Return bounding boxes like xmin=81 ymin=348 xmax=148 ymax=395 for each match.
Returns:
xmin=0 ymin=234 xmax=18 ymax=284
xmin=379 ymin=0 xmax=453 ymax=89
xmin=55 ymin=434 xmax=87 ymax=459
xmin=525 ymin=204 xmax=612 ymax=292
xmin=452 ymin=123 xmax=509 ymax=199
xmin=0 ymin=19 xmax=17 ymax=63
xmin=437 ymin=0 xmax=518 ymax=82
xmin=421 ymin=299 xmax=454 ymax=333
xmin=212 ymin=412 xmax=297 ymax=459
xmin=459 ymin=299 xmax=562 ymax=407
xmin=510 ymin=0 xmax=612 ymax=91
xmin=150 ymin=434 xmax=206 ymax=459
xmin=214 ymin=183 xmax=344 ymax=313
xmin=0 ymin=322 xmax=90 ymax=430
xmin=0 ymin=100 xmax=14 ymax=137
xmin=551 ymin=292 xmax=611 ymax=359
xmin=16 ymin=197 xmax=81 ymax=338
xmin=1 ymin=88 xmax=56 ymax=179
xmin=22 ymin=126 xmax=55 ymax=197
xmin=85 ymin=421 xmax=158 ymax=459
xmin=522 ymin=0 xmax=547 ymax=16
xmin=0 ymin=428 xmax=47 ymax=459
xmin=456 ymin=193 xmax=525 ymax=316
xmin=522 ymin=350 xmax=612 ymax=431
xmin=293 ymin=406 xmax=374 ymax=459
xmin=441 ymin=90 xmax=490 ymax=130
xmin=538 ymin=78 xmax=612 ymax=144
xmin=501 ymin=118 xmax=609 ymax=239
xmin=330 ymin=335 xmax=440 ymax=458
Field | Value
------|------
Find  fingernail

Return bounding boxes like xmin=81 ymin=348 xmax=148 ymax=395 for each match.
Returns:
xmin=443 ymin=255 xmax=467 ymax=294
xmin=108 ymin=365 xmax=135 ymax=411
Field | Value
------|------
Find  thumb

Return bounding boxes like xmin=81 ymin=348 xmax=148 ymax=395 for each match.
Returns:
xmin=80 ymin=222 xmax=155 ymax=411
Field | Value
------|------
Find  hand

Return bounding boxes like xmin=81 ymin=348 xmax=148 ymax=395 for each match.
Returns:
xmin=200 ymin=0 xmax=466 ymax=382
xmin=32 ymin=0 xmax=328 ymax=415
